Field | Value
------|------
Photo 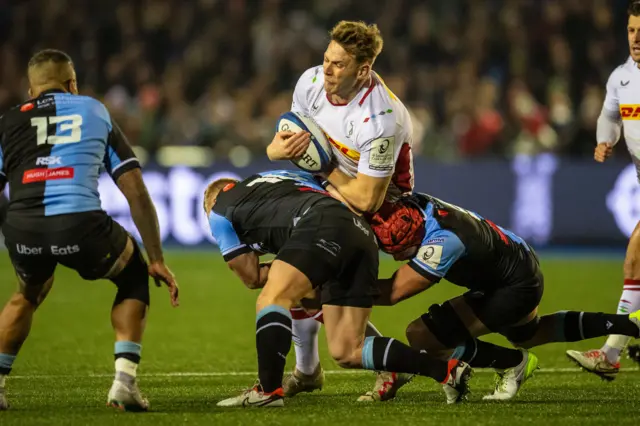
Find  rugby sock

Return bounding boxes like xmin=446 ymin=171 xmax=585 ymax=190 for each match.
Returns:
xmin=451 ymin=339 xmax=523 ymax=370
xmin=601 ymin=281 xmax=640 ymax=362
xmin=114 ymin=341 xmax=141 ymax=384
xmin=544 ymin=311 xmax=640 ymax=342
xmin=257 ymin=305 xmax=292 ymax=393
xmin=0 ymin=354 xmax=15 ymax=380
xmin=361 ymin=337 xmax=450 ymax=383
xmin=291 ymin=313 xmax=321 ymax=375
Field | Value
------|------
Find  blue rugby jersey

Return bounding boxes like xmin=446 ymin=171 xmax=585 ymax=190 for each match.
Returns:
xmin=0 ymin=90 xmax=139 ymax=217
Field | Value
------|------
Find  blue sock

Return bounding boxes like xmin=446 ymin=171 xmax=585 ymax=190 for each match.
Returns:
xmin=115 ymin=341 xmax=142 ymax=364
xmin=0 ymin=353 xmax=16 ymax=375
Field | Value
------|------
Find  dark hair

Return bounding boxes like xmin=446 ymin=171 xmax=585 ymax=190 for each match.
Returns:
xmin=629 ymin=1 xmax=640 ymax=16
xmin=28 ymin=49 xmax=73 ymax=69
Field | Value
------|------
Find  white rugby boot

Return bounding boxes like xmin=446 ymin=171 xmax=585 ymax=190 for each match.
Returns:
xmin=566 ymin=349 xmax=620 ymax=381
xmin=483 ymin=350 xmax=539 ymax=401
xmin=107 ymin=378 xmax=150 ymax=412
xmin=442 ymin=360 xmax=473 ymax=404
xmin=217 ymin=382 xmax=284 ymax=408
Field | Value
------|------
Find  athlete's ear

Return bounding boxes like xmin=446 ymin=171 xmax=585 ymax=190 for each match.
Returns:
xmin=357 ymin=62 xmax=371 ymax=80
xmin=68 ymin=79 xmax=79 ymax=95
xmin=27 ymin=87 xmax=33 ymax=98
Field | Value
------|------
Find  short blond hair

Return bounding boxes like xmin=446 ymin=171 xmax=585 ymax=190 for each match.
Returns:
xmin=330 ymin=21 xmax=383 ymax=65
xmin=203 ymin=178 xmax=238 ymax=214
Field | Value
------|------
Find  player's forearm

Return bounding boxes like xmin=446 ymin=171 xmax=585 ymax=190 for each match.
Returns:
xmin=256 ymin=264 xmax=270 ymax=289
xmin=228 ymin=252 xmax=264 ymax=289
xmin=373 ymin=276 xmax=397 ymax=306
xmin=128 ymin=190 xmax=164 ymax=263
xmin=326 ymin=169 xmax=384 ymax=213
xmin=597 ymin=109 xmax=622 ymax=146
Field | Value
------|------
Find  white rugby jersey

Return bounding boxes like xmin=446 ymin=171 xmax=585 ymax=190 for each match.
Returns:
xmin=601 ymin=56 xmax=640 ymax=158
xmin=291 ymin=65 xmax=414 ymax=200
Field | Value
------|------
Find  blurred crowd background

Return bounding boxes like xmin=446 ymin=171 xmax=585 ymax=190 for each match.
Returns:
xmin=0 ymin=0 xmax=633 ymax=162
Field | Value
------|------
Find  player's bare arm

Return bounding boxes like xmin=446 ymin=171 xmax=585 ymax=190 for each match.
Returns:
xmin=324 ymin=168 xmax=391 ymax=213
xmin=266 ymin=131 xmax=310 ymax=161
xmin=227 ymin=252 xmax=269 ymax=290
xmin=117 ymin=168 xmax=179 ymax=306
xmin=375 ymin=264 xmax=434 ymax=306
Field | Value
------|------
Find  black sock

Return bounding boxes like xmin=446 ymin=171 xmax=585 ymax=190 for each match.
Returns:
xmin=256 ymin=305 xmax=293 ymax=393
xmin=558 ymin=312 xmax=640 ymax=341
xmin=362 ymin=337 xmax=450 ymax=383
xmin=452 ymin=339 xmax=523 ymax=369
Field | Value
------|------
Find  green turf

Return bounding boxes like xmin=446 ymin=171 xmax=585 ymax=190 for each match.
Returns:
xmin=0 ymin=252 xmax=639 ymax=425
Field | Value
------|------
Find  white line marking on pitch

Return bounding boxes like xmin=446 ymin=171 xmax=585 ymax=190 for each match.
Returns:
xmin=10 ymin=366 xmax=640 ymax=379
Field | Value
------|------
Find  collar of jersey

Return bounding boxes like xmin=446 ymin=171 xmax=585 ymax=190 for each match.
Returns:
xmin=39 ymin=89 xmax=67 ymax=96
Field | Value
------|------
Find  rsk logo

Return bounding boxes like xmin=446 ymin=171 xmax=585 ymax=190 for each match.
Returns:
xmin=620 ymin=104 xmax=640 ymax=120
xmin=36 ymin=156 xmax=62 ymax=166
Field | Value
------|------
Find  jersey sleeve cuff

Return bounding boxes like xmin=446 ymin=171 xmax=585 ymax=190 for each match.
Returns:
xmin=222 ymin=245 xmax=252 ymax=262
xmin=409 ymin=260 xmax=442 ymax=283
xmin=110 ymin=158 xmax=141 ymax=181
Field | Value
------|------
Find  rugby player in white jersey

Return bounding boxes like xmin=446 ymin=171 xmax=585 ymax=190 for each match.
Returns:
xmin=567 ymin=1 xmax=640 ymax=379
xmin=266 ymin=21 xmax=415 ymax=401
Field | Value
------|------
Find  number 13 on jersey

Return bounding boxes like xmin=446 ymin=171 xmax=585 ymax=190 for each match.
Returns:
xmin=30 ymin=114 xmax=83 ymax=145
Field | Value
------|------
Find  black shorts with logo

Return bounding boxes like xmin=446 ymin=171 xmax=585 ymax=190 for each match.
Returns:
xmin=276 ymin=203 xmax=380 ymax=308
xmin=3 ymin=210 xmax=129 ymax=285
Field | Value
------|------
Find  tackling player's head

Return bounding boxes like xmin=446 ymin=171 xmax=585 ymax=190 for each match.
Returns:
xmin=203 ymin=178 xmax=239 ymax=215
xmin=324 ymin=21 xmax=383 ymax=100
xmin=27 ymin=49 xmax=78 ymax=98
xmin=628 ymin=1 xmax=640 ymax=62
xmin=369 ymin=200 xmax=425 ymax=260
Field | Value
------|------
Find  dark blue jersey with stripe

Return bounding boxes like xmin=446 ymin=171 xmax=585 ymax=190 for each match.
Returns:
xmin=0 ymin=90 xmax=139 ymax=220
xmin=209 ymin=170 xmax=337 ymax=260
xmin=406 ymin=193 xmax=535 ymax=291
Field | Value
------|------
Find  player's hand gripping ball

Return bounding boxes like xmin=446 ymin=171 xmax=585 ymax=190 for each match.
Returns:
xmin=369 ymin=201 xmax=426 ymax=254
xmin=276 ymin=111 xmax=333 ymax=173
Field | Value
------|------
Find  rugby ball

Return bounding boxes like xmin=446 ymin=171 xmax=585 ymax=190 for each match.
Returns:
xmin=276 ymin=111 xmax=333 ymax=173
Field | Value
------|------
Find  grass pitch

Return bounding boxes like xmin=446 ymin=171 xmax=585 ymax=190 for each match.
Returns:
xmin=0 ymin=251 xmax=639 ymax=425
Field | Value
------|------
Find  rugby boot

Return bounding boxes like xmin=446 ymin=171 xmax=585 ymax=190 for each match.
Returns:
xmin=483 ymin=350 xmax=539 ymax=401
xmin=283 ymin=365 xmax=325 ymax=397
xmin=217 ymin=381 xmax=284 ymax=408
xmin=357 ymin=371 xmax=414 ymax=402
xmin=566 ymin=349 xmax=620 ymax=381
xmin=442 ymin=360 xmax=473 ymax=404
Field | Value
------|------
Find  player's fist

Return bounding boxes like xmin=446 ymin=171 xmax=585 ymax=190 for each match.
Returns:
xmin=594 ymin=142 xmax=613 ymax=163
xmin=148 ymin=262 xmax=179 ymax=307
xmin=266 ymin=130 xmax=310 ymax=161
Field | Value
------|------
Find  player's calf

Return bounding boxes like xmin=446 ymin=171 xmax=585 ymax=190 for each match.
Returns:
xmin=0 ymin=275 xmax=54 ymax=410
xmin=219 ymin=261 xmax=314 ymax=407
xmin=107 ymin=239 xmax=151 ymax=412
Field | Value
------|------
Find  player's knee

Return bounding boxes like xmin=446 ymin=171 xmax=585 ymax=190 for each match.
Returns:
xmin=503 ymin=317 xmax=541 ymax=348
xmin=17 ymin=276 xmax=53 ymax=308
xmin=111 ymin=240 xmax=150 ymax=307
xmin=405 ymin=318 xmax=430 ymax=347
xmin=417 ymin=302 xmax=472 ymax=349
